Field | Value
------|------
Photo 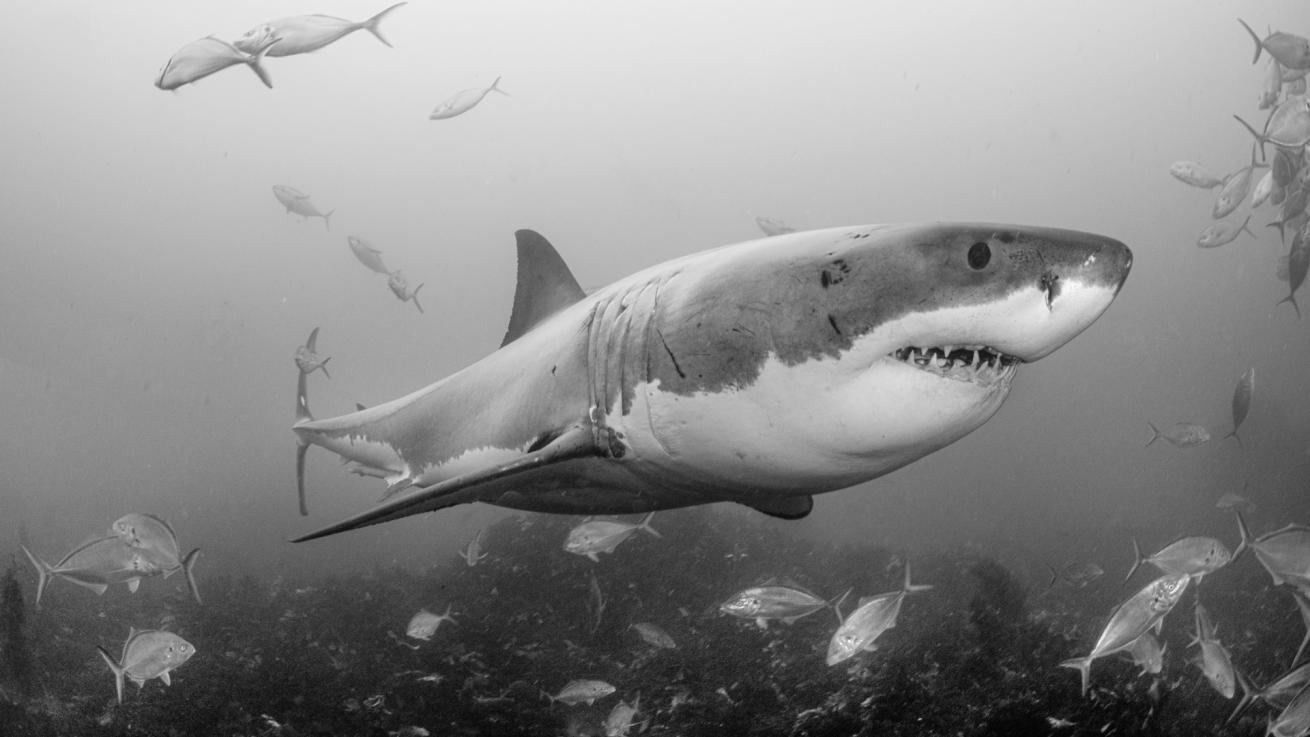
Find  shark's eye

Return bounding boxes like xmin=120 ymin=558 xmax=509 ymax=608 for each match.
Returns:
xmin=967 ymin=242 xmax=991 ymax=270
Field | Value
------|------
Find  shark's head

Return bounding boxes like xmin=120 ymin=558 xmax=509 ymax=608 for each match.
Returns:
xmin=635 ymin=223 xmax=1132 ymax=490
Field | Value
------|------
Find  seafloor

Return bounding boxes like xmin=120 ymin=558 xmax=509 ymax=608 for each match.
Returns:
xmin=0 ymin=508 xmax=1301 ymax=736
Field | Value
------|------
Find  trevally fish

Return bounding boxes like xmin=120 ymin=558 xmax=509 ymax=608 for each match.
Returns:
xmin=721 ymin=582 xmax=848 ymax=629
xmin=1261 ymin=60 xmax=1285 ymax=110
xmin=348 ymin=236 xmax=391 ymax=276
xmin=588 ymin=570 xmax=605 ymax=634
xmin=428 ymin=77 xmax=509 ymax=120
xmin=1212 ymin=146 xmax=1263 ymax=220
xmin=604 ymin=694 xmax=641 ymax=737
xmin=1224 ymin=367 xmax=1255 ymax=446
xmin=1236 ymin=512 xmax=1310 ymax=588
xmin=387 ymin=271 xmax=424 ymax=314
xmin=110 ymin=513 xmax=203 ymax=604
xmin=1124 ymin=630 xmax=1165 ymax=676
xmin=1231 ymin=662 xmax=1310 ymax=724
xmin=564 ymin=512 xmax=661 ymax=562
xmin=294 ymin=327 xmax=331 ymax=379
xmin=1265 ymin=674 xmax=1310 ymax=737
xmin=545 ymin=679 xmax=615 ymax=706
xmin=756 ymin=216 xmax=797 ymax=236
xmin=1197 ymin=216 xmax=1255 ymax=248
xmin=289 ymin=225 xmax=1131 ymax=539
xmin=1215 ymin=489 xmax=1254 ymax=512
xmin=826 ymin=563 xmax=931 ymax=666
xmin=630 ymin=622 xmax=676 ymax=649
xmin=155 ymin=36 xmax=278 ymax=91
xmin=1238 ymin=18 xmax=1310 ymax=70
xmin=1044 ymin=561 xmax=1104 ymax=591
xmin=1268 ymin=182 xmax=1310 ymax=244
xmin=1291 ymin=587 xmax=1310 ymax=665
xmin=272 ymin=185 xmax=333 ymax=230
xmin=97 ymin=628 xmax=195 ymax=705
xmin=458 ymin=528 xmax=488 ymax=567
xmin=1169 ymin=161 xmax=1225 ymax=190
xmin=234 ymin=3 xmax=407 ymax=57
xmin=1252 ymin=170 xmax=1276 ymax=207
xmin=1061 ymin=573 xmax=1190 ymax=696
xmin=1145 ymin=421 xmax=1210 ymax=448
xmin=1235 ymin=96 xmax=1310 ymax=160
xmin=1281 ymin=223 xmax=1310 ymax=318
xmin=406 ymin=604 xmax=455 ymax=640
xmin=1125 ymin=533 xmax=1237 ymax=584
xmin=1191 ymin=602 xmax=1236 ymax=699
xmin=22 ymin=537 xmax=157 ymax=608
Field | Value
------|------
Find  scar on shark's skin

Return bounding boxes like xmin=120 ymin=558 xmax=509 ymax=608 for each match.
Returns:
xmin=292 ymin=224 xmax=1130 ymax=541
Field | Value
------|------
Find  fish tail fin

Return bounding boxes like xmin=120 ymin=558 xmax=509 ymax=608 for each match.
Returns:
xmin=1233 ymin=510 xmax=1252 ymax=562
xmin=1240 ymin=216 xmax=1255 ymax=240
xmin=1232 ymin=115 xmax=1267 ymax=162
xmin=1237 ymin=18 xmax=1263 ymax=65
xmin=902 ymin=561 xmax=933 ymax=594
xmin=97 ymin=645 xmax=125 ymax=705
xmin=638 ymin=511 xmax=661 ymax=538
xmin=20 ymin=545 xmax=51 ymax=611
xmin=1228 ymin=667 xmax=1258 ymax=724
xmin=323 ymin=211 xmax=333 ymax=232
xmin=319 ymin=357 xmax=331 ymax=380
xmin=246 ymin=38 xmax=278 ymax=89
xmin=490 ymin=75 xmax=510 ymax=97
xmin=362 ymin=2 xmax=407 ymax=47
xmin=1223 ymin=427 xmax=1243 ymax=448
xmin=1268 ymin=219 xmax=1287 ymax=245
xmin=1124 ymin=539 xmax=1145 ymax=584
xmin=828 ymin=587 xmax=851 ymax=625
xmin=1277 ymin=292 xmax=1301 ymax=319
xmin=412 ymin=284 xmax=425 ymax=314
xmin=1059 ymin=657 xmax=1092 ymax=697
xmin=182 ymin=548 xmax=202 ymax=605
xmin=1145 ymin=421 xmax=1161 ymax=447
xmin=294 ymin=371 xmax=313 ymax=516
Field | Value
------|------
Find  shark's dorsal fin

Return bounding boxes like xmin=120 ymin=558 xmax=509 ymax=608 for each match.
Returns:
xmin=738 ymin=495 xmax=813 ymax=520
xmin=501 ymin=230 xmax=586 ymax=347
xmin=305 ymin=326 xmax=320 ymax=352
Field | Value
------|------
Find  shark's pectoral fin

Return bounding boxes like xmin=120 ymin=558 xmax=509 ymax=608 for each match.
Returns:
xmin=292 ymin=423 xmax=599 ymax=542
xmin=737 ymin=495 xmax=813 ymax=520
xmin=501 ymin=230 xmax=587 ymax=347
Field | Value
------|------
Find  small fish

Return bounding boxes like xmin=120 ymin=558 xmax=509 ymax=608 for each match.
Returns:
xmin=721 ymin=583 xmax=849 ymax=629
xmin=826 ymin=563 xmax=931 ymax=666
xmin=1125 ymin=535 xmax=1235 ymax=584
xmin=1169 ymin=161 xmax=1225 ymax=190
xmin=1280 ymin=223 xmax=1310 ymax=318
xmin=1261 ymin=60 xmax=1285 ymax=110
xmin=1045 ymin=561 xmax=1104 ymax=590
xmin=588 ymin=571 xmax=605 ymax=634
xmin=1236 ymin=511 xmax=1310 ymax=589
xmin=564 ymin=512 xmax=661 ymax=562
xmin=1234 ymin=97 xmax=1310 ymax=160
xmin=1123 ymin=630 xmax=1165 ymax=676
xmin=1191 ymin=602 xmax=1236 ymax=698
xmin=1211 ymin=146 xmax=1264 ymax=219
xmin=459 ymin=529 xmax=488 ymax=567
xmin=756 ymin=216 xmax=797 ymax=236
xmin=545 ymin=679 xmax=616 ymax=706
xmin=234 ymin=3 xmax=407 ymax=57
xmin=1060 ymin=573 xmax=1190 ymax=696
xmin=1145 ymin=421 xmax=1210 ymax=448
xmin=97 ymin=628 xmax=195 ymax=704
xmin=406 ymin=604 xmax=456 ymax=640
xmin=1238 ymin=18 xmax=1310 ymax=71
xmin=294 ymin=327 xmax=331 ymax=379
xmin=1268 ymin=183 xmax=1310 ymax=244
xmin=1224 ymin=367 xmax=1255 ymax=446
xmin=1264 ymin=668 xmax=1310 ymax=737
xmin=22 ymin=538 xmax=158 ymax=607
xmin=348 ymin=236 xmax=391 ymax=275
xmin=272 ymin=185 xmax=333 ymax=230
xmin=1215 ymin=490 xmax=1254 ymax=512
xmin=630 ymin=622 xmax=676 ymax=649
xmin=1197 ymin=216 xmax=1256 ymax=248
xmin=428 ymin=77 xmax=509 ymax=120
xmin=1231 ymin=662 xmax=1310 ymax=724
xmin=155 ymin=36 xmax=278 ymax=91
xmin=604 ymin=693 xmax=641 ymax=737
xmin=387 ymin=271 xmax=424 ymax=314
xmin=1252 ymin=170 xmax=1276 ymax=207
xmin=1273 ymin=147 xmax=1299 ymax=187
xmin=110 ymin=513 xmax=203 ymax=604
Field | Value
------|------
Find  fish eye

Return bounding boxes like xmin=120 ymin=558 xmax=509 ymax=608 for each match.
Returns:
xmin=967 ymin=242 xmax=991 ymax=270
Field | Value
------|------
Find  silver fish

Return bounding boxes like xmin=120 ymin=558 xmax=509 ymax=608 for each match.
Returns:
xmin=428 ymin=77 xmax=509 ymax=120
xmin=604 ymin=694 xmax=641 ymax=736
xmin=826 ymin=564 xmax=931 ymax=666
xmin=722 ymin=583 xmax=848 ymax=629
xmin=1235 ymin=96 xmax=1310 ymax=160
xmin=1045 ymin=561 xmax=1104 ymax=590
xmin=458 ymin=528 xmax=488 ymax=567
xmin=22 ymin=537 xmax=157 ymax=608
xmin=1126 ymin=534 xmax=1235 ymax=584
xmin=1224 ymin=367 xmax=1255 ymax=446
xmin=97 ymin=628 xmax=195 ymax=704
xmin=1124 ymin=630 xmax=1165 ymax=676
xmin=387 ymin=271 xmax=424 ymax=314
xmin=756 ymin=216 xmax=797 ymax=236
xmin=155 ymin=36 xmax=278 ymax=91
xmin=110 ymin=513 xmax=203 ymax=604
xmin=1169 ymin=161 xmax=1225 ymax=190
xmin=1281 ymin=221 xmax=1310 ymax=318
xmin=1191 ymin=602 xmax=1236 ymax=698
xmin=294 ymin=327 xmax=331 ymax=379
xmin=1060 ymin=573 xmax=1190 ymax=696
xmin=1253 ymin=170 xmax=1276 ymax=207
xmin=1266 ymin=673 xmax=1310 ymax=737
xmin=630 ymin=622 xmax=676 ymax=649
xmin=1215 ymin=490 xmax=1254 ymax=512
xmin=348 ymin=236 xmax=391 ymax=275
xmin=1212 ymin=146 xmax=1263 ymax=219
xmin=1197 ymin=216 xmax=1256 ymax=248
xmin=546 ymin=679 xmax=615 ymax=706
xmin=1237 ymin=512 xmax=1310 ymax=588
xmin=406 ymin=604 xmax=455 ymax=640
xmin=272 ymin=185 xmax=333 ymax=230
xmin=1231 ymin=662 xmax=1310 ymax=723
xmin=564 ymin=512 xmax=661 ymax=562
xmin=1238 ymin=18 xmax=1310 ymax=71
xmin=234 ymin=3 xmax=407 ymax=57
xmin=1145 ymin=421 xmax=1209 ymax=448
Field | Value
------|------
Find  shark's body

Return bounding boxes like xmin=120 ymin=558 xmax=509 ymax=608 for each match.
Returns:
xmin=293 ymin=224 xmax=1131 ymax=541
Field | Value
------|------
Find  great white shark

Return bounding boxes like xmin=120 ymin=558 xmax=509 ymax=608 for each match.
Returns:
xmin=292 ymin=224 xmax=1131 ymax=542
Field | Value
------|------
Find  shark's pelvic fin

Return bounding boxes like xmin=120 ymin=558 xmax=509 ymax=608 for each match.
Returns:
xmin=738 ymin=495 xmax=813 ymax=520
xmin=501 ymin=230 xmax=587 ymax=347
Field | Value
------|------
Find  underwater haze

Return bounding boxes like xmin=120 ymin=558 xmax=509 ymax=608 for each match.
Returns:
xmin=2 ymin=1 xmax=1310 ymax=734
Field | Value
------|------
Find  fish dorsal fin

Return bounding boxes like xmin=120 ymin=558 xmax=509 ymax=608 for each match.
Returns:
xmin=500 ymin=230 xmax=586 ymax=347
xmin=738 ymin=495 xmax=813 ymax=520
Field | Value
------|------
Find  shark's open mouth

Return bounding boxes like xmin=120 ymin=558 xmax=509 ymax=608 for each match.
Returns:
xmin=891 ymin=345 xmax=1020 ymax=383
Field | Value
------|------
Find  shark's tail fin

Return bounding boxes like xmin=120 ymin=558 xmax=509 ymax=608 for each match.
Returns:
xmin=637 ymin=511 xmax=661 ymax=538
xmin=412 ymin=284 xmax=425 ymax=314
xmin=294 ymin=371 xmax=313 ymax=516
xmin=362 ymin=2 xmax=407 ymax=47
xmin=20 ymin=545 xmax=51 ymax=611
xmin=97 ymin=645 xmax=126 ymax=705
xmin=182 ymin=548 xmax=202 ymax=605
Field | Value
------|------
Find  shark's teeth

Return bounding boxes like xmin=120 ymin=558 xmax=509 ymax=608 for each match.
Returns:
xmin=890 ymin=345 xmax=1020 ymax=383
